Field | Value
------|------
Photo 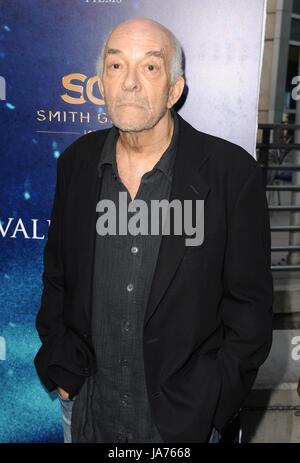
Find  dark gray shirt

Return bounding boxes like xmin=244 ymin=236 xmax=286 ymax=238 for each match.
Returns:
xmin=71 ymin=111 xmax=179 ymax=443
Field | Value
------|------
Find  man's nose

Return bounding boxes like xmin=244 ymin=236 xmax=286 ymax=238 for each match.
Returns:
xmin=121 ymin=66 xmax=141 ymax=91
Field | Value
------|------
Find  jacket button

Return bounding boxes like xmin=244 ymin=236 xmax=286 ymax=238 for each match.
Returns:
xmin=82 ymin=367 xmax=89 ymax=374
xmin=83 ymin=332 xmax=88 ymax=339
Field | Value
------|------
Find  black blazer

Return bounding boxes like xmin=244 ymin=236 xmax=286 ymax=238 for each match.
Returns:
xmin=34 ymin=114 xmax=273 ymax=443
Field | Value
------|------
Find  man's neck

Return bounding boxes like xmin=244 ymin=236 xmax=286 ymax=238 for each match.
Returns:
xmin=116 ymin=110 xmax=174 ymax=163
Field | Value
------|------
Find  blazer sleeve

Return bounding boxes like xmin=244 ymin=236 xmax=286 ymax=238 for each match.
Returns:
xmin=213 ymin=162 xmax=274 ymax=434
xmin=34 ymin=151 xmax=86 ymax=396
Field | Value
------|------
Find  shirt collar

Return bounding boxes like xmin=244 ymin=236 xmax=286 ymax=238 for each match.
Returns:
xmin=97 ymin=109 xmax=179 ymax=183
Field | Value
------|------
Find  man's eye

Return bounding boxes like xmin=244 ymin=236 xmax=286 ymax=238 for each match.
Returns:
xmin=111 ymin=63 xmax=121 ymax=69
xmin=146 ymin=64 xmax=156 ymax=71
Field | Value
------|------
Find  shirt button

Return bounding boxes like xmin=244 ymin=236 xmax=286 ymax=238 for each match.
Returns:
xmin=131 ymin=246 xmax=138 ymax=254
xmin=123 ymin=321 xmax=130 ymax=332
xmin=126 ymin=283 xmax=134 ymax=292
xmin=121 ymin=394 xmax=129 ymax=406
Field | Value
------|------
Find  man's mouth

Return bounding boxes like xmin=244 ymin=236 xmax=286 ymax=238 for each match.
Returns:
xmin=117 ymin=101 xmax=147 ymax=108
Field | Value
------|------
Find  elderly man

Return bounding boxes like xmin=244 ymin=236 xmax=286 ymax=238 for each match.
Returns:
xmin=34 ymin=17 xmax=273 ymax=443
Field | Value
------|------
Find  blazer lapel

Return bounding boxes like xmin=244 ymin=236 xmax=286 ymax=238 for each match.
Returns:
xmin=143 ymin=116 xmax=211 ymax=329
xmin=76 ymin=132 xmax=109 ymax=324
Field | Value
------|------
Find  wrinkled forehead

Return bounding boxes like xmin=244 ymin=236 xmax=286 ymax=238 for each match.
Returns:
xmin=106 ymin=23 xmax=173 ymax=60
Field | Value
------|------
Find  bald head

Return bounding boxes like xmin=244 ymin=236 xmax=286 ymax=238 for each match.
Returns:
xmin=110 ymin=17 xmax=173 ymax=40
xmin=96 ymin=17 xmax=183 ymax=85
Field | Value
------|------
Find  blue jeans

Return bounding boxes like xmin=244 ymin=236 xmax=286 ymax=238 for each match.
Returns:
xmin=208 ymin=427 xmax=221 ymax=443
xmin=58 ymin=394 xmax=221 ymax=444
xmin=58 ymin=392 xmax=77 ymax=443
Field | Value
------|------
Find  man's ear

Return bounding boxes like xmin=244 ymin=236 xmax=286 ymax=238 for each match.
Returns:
xmin=167 ymin=77 xmax=185 ymax=108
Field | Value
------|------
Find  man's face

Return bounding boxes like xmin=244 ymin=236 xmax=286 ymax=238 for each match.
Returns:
xmin=99 ymin=24 xmax=176 ymax=132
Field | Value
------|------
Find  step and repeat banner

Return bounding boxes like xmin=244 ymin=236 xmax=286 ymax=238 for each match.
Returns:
xmin=0 ymin=0 xmax=266 ymax=443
